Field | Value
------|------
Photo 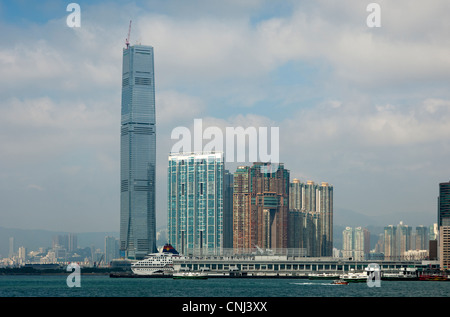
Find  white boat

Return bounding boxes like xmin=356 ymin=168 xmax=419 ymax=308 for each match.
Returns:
xmin=131 ymin=244 xmax=180 ymax=276
xmin=308 ymin=273 xmax=340 ymax=280
xmin=173 ymin=271 xmax=208 ymax=279
xmin=173 ymin=267 xmax=209 ymax=279
xmin=340 ymin=269 xmax=368 ymax=283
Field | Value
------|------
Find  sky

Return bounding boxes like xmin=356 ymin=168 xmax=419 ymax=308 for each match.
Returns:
xmin=0 ymin=0 xmax=449 ymax=233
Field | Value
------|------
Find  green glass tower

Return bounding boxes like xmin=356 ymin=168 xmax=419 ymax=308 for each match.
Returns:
xmin=167 ymin=152 xmax=224 ymax=256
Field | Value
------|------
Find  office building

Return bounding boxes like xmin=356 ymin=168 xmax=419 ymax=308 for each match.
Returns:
xmin=168 ymin=152 xmax=224 ymax=256
xmin=440 ymin=219 xmax=450 ymax=270
xmin=438 ymin=181 xmax=450 ymax=227
xmin=120 ymin=44 xmax=157 ymax=259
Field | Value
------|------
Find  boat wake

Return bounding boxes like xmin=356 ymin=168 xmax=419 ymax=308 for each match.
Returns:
xmin=290 ymin=282 xmax=336 ymax=286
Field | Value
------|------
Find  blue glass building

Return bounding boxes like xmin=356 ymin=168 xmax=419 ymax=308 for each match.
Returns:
xmin=120 ymin=45 xmax=157 ymax=259
xmin=168 ymin=152 xmax=224 ymax=256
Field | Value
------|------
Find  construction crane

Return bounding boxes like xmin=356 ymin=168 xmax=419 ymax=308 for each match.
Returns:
xmin=125 ymin=20 xmax=132 ymax=49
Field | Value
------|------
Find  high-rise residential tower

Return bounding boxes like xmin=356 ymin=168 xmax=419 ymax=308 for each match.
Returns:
xmin=120 ymin=45 xmax=157 ymax=259
xmin=233 ymin=162 xmax=289 ymax=254
xmin=288 ymin=178 xmax=333 ymax=257
xmin=167 ymin=152 xmax=224 ymax=256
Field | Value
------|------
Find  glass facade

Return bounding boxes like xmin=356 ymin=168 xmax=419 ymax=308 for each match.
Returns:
xmin=168 ymin=152 xmax=224 ymax=256
xmin=439 ymin=181 xmax=450 ymax=227
xmin=120 ymin=45 xmax=157 ymax=259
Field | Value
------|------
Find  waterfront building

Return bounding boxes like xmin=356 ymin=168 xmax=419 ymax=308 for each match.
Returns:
xmin=120 ymin=44 xmax=157 ymax=259
xmin=384 ymin=225 xmax=397 ymax=260
xmin=288 ymin=179 xmax=333 ymax=257
xmin=233 ymin=163 xmax=290 ymax=254
xmin=439 ymin=219 xmax=450 ymax=270
xmin=168 ymin=152 xmax=224 ymax=256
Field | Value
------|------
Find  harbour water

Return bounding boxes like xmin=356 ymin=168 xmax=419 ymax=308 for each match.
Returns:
xmin=1 ymin=274 xmax=450 ymax=297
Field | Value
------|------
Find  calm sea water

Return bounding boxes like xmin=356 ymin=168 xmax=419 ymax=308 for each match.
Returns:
xmin=1 ymin=275 xmax=450 ymax=297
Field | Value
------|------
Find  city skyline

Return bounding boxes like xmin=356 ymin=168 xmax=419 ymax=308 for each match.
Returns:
xmin=1 ymin=1 xmax=450 ymax=235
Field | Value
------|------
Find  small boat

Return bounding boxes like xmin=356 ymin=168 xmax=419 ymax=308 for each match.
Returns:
xmin=340 ymin=270 xmax=368 ymax=283
xmin=308 ymin=273 xmax=340 ymax=280
xmin=173 ymin=271 xmax=208 ymax=279
xmin=419 ymin=274 xmax=448 ymax=281
xmin=332 ymin=279 xmax=349 ymax=285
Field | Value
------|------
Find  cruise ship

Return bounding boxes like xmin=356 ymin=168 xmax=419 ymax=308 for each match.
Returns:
xmin=131 ymin=244 xmax=180 ymax=276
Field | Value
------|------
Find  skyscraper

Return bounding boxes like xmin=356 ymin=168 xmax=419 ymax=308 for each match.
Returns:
xmin=223 ymin=170 xmax=234 ymax=250
xmin=120 ymin=44 xmax=157 ymax=259
xmin=384 ymin=225 xmax=397 ymax=260
xmin=438 ymin=181 xmax=450 ymax=227
xmin=167 ymin=152 xmax=224 ymax=256
xmin=233 ymin=162 xmax=289 ymax=254
xmin=288 ymin=178 xmax=333 ymax=257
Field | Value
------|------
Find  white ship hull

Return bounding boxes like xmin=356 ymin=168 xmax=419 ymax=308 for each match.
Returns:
xmin=130 ymin=244 xmax=180 ymax=276
xmin=131 ymin=267 xmax=174 ymax=276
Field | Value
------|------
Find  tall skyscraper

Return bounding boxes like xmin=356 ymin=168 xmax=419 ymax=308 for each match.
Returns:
xmin=233 ymin=162 xmax=289 ymax=254
xmin=223 ymin=170 xmax=234 ymax=250
xmin=120 ymin=44 xmax=157 ymax=259
xmin=384 ymin=225 xmax=397 ymax=260
xmin=167 ymin=152 xmax=224 ymax=256
xmin=438 ymin=181 xmax=450 ymax=227
xmin=318 ymin=182 xmax=333 ymax=256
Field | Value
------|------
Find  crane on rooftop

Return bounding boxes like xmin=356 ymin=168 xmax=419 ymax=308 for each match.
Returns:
xmin=126 ymin=20 xmax=132 ymax=49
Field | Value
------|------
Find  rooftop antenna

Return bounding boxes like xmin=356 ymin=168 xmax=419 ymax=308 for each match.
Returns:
xmin=126 ymin=20 xmax=132 ymax=49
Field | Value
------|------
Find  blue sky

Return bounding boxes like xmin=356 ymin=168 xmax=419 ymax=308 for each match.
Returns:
xmin=1 ymin=0 xmax=450 ymax=233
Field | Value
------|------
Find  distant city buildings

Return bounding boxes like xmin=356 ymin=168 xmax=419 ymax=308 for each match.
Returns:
xmin=341 ymin=227 xmax=369 ymax=260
